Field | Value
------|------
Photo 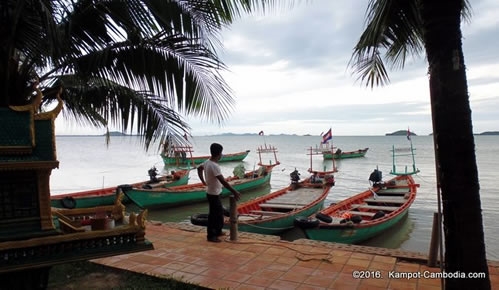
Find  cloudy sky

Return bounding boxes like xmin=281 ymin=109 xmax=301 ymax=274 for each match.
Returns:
xmin=57 ymin=0 xmax=499 ymax=136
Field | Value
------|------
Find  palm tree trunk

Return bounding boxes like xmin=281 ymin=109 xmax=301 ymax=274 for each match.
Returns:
xmin=419 ymin=0 xmax=490 ymax=289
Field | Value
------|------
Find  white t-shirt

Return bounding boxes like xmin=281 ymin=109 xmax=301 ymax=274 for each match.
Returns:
xmin=203 ymin=160 xmax=223 ymax=195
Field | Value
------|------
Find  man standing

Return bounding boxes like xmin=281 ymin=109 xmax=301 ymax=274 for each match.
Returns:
xmin=197 ymin=143 xmax=241 ymax=242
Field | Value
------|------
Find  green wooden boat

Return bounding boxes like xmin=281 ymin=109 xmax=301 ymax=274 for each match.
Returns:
xmin=323 ymin=147 xmax=369 ymax=160
xmin=296 ymin=174 xmax=419 ymax=244
xmin=160 ymin=145 xmax=250 ymax=166
xmin=50 ymin=169 xmax=190 ymax=209
xmin=230 ymin=178 xmax=334 ymax=235
xmin=122 ymin=164 xmax=278 ymax=209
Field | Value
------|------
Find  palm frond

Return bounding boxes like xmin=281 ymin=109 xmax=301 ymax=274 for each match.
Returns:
xmin=45 ymin=75 xmax=190 ymax=150
xmin=52 ymin=36 xmax=235 ymax=120
xmin=350 ymin=0 xmax=471 ymax=88
xmin=349 ymin=0 xmax=423 ymax=88
xmin=1 ymin=0 xmax=286 ymax=150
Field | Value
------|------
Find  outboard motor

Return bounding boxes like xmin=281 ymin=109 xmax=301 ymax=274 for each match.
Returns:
xmin=148 ymin=166 xmax=159 ymax=182
xmin=290 ymin=169 xmax=301 ymax=189
xmin=369 ymin=169 xmax=383 ymax=186
xmin=290 ymin=169 xmax=300 ymax=184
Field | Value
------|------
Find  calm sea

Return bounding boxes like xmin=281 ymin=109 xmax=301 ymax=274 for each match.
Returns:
xmin=50 ymin=135 xmax=499 ymax=261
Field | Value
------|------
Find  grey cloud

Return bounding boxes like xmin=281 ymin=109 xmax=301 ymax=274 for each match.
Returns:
xmin=471 ymin=98 xmax=499 ymax=121
xmin=221 ymin=1 xmax=368 ymax=70
xmin=468 ymin=76 xmax=499 ymax=87
xmin=228 ymin=101 xmax=431 ymax=127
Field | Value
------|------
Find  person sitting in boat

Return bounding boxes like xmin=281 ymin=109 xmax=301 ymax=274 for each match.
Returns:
xmin=335 ymin=148 xmax=342 ymax=155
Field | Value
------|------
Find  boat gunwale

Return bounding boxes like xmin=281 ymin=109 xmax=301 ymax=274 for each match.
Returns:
xmin=50 ymin=170 xmax=190 ymax=199
xmin=236 ymin=180 xmax=333 ymax=224
xmin=315 ymin=175 xmax=419 ymax=230
xmin=161 ymin=149 xmax=251 ymax=165
xmin=126 ymin=164 xmax=277 ymax=194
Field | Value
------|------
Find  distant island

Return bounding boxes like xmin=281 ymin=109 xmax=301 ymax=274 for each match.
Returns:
xmin=105 ymin=131 xmax=128 ymax=136
xmin=479 ymin=131 xmax=499 ymax=135
xmin=217 ymin=132 xmax=300 ymax=136
xmin=55 ymin=130 xmax=499 ymax=137
xmin=389 ymin=130 xmax=499 ymax=136
xmin=385 ymin=130 xmax=417 ymax=136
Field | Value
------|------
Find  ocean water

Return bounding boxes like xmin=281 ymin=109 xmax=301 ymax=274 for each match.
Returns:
xmin=50 ymin=134 xmax=499 ymax=261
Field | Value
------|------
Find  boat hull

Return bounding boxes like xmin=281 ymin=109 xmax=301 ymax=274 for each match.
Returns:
xmin=50 ymin=171 xmax=190 ymax=209
xmin=323 ymin=148 xmax=368 ymax=160
xmin=161 ymin=150 xmax=250 ymax=166
xmin=227 ymin=180 xmax=333 ymax=235
xmin=304 ymin=207 xmax=410 ymax=244
xmin=236 ymin=200 xmax=326 ymax=235
xmin=301 ymin=174 xmax=418 ymax=244
xmin=123 ymin=170 xmax=273 ymax=209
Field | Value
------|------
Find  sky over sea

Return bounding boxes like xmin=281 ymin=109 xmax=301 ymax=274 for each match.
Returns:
xmin=56 ymin=0 xmax=499 ymax=137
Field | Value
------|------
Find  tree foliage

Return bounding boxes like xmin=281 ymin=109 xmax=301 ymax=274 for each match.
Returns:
xmin=0 ymin=0 xmax=288 ymax=149
xmin=350 ymin=1 xmax=490 ymax=289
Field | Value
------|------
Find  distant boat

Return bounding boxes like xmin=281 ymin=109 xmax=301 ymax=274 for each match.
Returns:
xmin=50 ymin=168 xmax=190 ymax=209
xmin=295 ymin=174 xmax=419 ymax=244
xmin=160 ymin=145 xmax=250 ymax=166
xmin=310 ymin=142 xmax=368 ymax=160
xmin=323 ymin=147 xmax=369 ymax=160
xmin=124 ymin=145 xmax=279 ymax=209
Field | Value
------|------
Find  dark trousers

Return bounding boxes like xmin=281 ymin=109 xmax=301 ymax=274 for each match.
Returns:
xmin=206 ymin=194 xmax=224 ymax=239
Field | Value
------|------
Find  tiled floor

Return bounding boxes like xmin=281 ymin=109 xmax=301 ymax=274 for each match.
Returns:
xmin=92 ymin=222 xmax=499 ymax=290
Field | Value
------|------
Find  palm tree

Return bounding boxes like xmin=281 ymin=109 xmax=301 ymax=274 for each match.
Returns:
xmin=349 ymin=0 xmax=490 ymax=289
xmin=1 ymin=1 xmax=289 ymax=286
xmin=1 ymin=0 xmax=283 ymax=149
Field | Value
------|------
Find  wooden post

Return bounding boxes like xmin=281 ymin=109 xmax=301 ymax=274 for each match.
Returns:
xmin=229 ymin=196 xmax=238 ymax=241
xmin=428 ymin=212 xmax=440 ymax=267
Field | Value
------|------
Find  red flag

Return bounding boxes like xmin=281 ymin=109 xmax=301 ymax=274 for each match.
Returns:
xmin=258 ymin=131 xmax=264 ymax=136
xmin=322 ymin=128 xmax=332 ymax=144
xmin=407 ymin=128 xmax=411 ymax=141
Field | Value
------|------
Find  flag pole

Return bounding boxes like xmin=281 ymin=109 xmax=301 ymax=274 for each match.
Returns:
xmin=330 ymin=127 xmax=337 ymax=172
xmin=259 ymin=131 xmax=267 ymax=148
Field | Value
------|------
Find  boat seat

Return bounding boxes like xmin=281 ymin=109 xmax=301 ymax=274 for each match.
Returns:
xmin=350 ymin=204 xmax=399 ymax=211
xmin=363 ymin=198 xmax=406 ymax=204
xmin=377 ymin=188 xmax=409 ymax=194
xmin=237 ymin=214 xmax=261 ymax=221
xmin=249 ymin=210 xmax=285 ymax=216
xmin=376 ymin=189 xmax=409 ymax=196
xmin=344 ymin=211 xmax=376 ymax=217
xmin=260 ymin=203 xmax=302 ymax=209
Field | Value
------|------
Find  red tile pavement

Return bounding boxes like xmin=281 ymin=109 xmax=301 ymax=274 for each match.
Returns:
xmin=91 ymin=222 xmax=499 ymax=290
